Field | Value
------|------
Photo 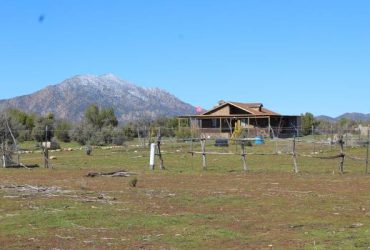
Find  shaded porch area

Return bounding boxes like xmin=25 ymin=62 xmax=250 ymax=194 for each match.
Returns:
xmin=178 ymin=115 xmax=300 ymax=138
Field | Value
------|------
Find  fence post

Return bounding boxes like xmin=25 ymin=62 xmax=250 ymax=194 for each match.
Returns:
xmin=156 ymin=129 xmax=164 ymax=170
xmin=366 ymin=129 xmax=369 ymax=174
xmin=240 ymin=140 xmax=248 ymax=171
xmin=292 ymin=136 xmax=298 ymax=173
xmin=190 ymin=138 xmax=194 ymax=156
xmin=1 ymin=137 xmax=5 ymax=168
xmin=149 ymin=143 xmax=155 ymax=170
xmin=44 ymin=125 xmax=49 ymax=168
xmin=338 ymin=136 xmax=345 ymax=174
xmin=330 ymin=125 xmax=333 ymax=151
xmin=200 ymin=137 xmax=206 ymax=170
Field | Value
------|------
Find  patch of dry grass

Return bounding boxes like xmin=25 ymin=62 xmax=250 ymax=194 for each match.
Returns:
xmin=0 ymin=140 xmax=369 ymax=249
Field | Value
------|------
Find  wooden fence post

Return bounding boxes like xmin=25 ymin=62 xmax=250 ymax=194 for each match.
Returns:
xmin=240 ymin=140 xmax=248 ymax=171
xmin=200 ymin=137 xmax=206 ymax=170
xmin=156 ymin=129 xmax=164 ymax=170
xmin=5 ymin=117 xmax=19 ymax=165
xmin=190 ymin=138 xmax=194 ymax=156
xmin=330 ymin=125 xmax=333 ymax=151
xmin=292 ymin=136 xmax=298 ymax=173
xmin=1 ymin=135 xmax=5 ymax=168
xmin=366 ymin=129 xmax=369 ymax=174
xmin=338 ymin=136 xmax=345 ymax=174
xmin=44 ymin=125 xmax=49 ymax=169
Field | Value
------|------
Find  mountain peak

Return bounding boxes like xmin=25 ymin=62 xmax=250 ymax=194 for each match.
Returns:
xmin=0 ymin=74 xmax=195 ymax=123
xmin=99 ymin=73 xmax=120 ymax=81
xmin=60 ymin=73 xmax=135 ymax=89
xmin=66 ymin=73 xmax=124 ymax=82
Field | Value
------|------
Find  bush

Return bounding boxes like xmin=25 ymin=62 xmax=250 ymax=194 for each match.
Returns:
xmin=50 ymin=137 xmax=61 ymax=150
xmin=129 ymin=177 xmax=138 ymax=188
xmin=123 ymin=123 xmax=137 ymax=140
xmin=55 ymin=120 xmax=72 ymax=142
xmin=87 ymin=131 xmax=106 ymax=146
xmin=112 ymin=128 xmax=126 ymax=146
xmin=175 ymin=128 xmax=192 ymax=139
xmin=71 ymin=123 xmax=95 ymax=145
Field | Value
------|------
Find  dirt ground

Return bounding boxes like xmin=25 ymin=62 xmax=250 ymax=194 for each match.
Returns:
xmin=1 ymin=143 xmax=370 ymax=249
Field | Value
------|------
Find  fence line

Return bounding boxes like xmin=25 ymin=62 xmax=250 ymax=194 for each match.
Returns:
xmin=1 ymin=125 xmax=370 ymax=174
xmin=148 ymin=134 xmax=369 ymax=175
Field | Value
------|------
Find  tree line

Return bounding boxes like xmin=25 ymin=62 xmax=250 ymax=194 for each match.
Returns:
xmin=0 ymin=104 xmax=180 ymax=146
xmin=1 ymin=107 xmax=366 ymax=147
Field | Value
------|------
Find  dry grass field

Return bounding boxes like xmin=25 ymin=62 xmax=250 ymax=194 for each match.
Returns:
xmin=1 ymin=139 xmax=370 ymax=249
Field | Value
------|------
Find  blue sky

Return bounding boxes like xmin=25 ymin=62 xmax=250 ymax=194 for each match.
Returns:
xmin=1 ymin=0 xmax=369 ymax=117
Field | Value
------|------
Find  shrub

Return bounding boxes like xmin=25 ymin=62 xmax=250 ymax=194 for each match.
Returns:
xmin=129 ymin=177 xmax=138 ymax=188
xmin=71 ymin=123 xmax=95 ymax=145
xmin=112 ymin=128 xmax=126 ymax=146
xmin=175 ymin=128 xmax=192 ymax=139
xmin=50 ymin=137 xmax=61 ymax=150
xmin=55 ymin=120 xmax=72 ymax=142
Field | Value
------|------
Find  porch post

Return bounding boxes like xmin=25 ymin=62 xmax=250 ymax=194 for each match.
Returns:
xmin=220 ymin=118 xmax=222 ymax=133
xmin=230 ymin=118 xmax=233 ymax=134
xmin=268 ymin=116 xmax=271 ymax=137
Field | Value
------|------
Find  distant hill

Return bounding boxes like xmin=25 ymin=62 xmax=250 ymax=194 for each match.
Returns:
xmin=316 ymin=112 xmax=370 ymax=122
xmin=315 ymin=115 xmax=337 ymax=122
xmin=0 ymin=74 xmax=195 ymax=123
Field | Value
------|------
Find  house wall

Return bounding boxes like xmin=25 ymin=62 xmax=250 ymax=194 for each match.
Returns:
xmin=208 ymin=105 xmax=230 ymax=116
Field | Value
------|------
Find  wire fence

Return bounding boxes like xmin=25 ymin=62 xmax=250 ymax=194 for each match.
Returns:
xmin=1 ymin=126 xmax=370 ymax=175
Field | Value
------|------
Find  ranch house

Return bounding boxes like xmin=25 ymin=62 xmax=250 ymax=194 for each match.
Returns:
xmin=178 ymin=101 xmax=301 ymax=138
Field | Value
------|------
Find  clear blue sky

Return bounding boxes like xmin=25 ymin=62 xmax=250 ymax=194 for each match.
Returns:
xmin=1 ymin=0 xmax=369 ymax=117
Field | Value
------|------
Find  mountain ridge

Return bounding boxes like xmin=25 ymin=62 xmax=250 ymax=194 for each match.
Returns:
xmin=316 ymin=112 xmax=370 ymax=122
xmin=0 ymin=74 xmax=195 ymax=123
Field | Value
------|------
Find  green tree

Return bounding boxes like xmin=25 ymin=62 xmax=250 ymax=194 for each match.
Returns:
xmin=32 ymin=116 xmax=54 ymax=142
xmin=100 ymin=107 xmax=118 ymax=127
xmin=152 ymin=117 xmax=178 ymax=137
xmin=84 ymin=104 xmax=118 ymax=129
xmin=301 ymin=112 xmax=320 ymax=136
xmin=0 ymin=112 xmax=19 ymax=144
xmin=55 ymin=120 xmax=72 ymax=142
xmin=122 ymin=123 xmax=137 ymax=140
xmin=85 ymin=104 xmax=102 ymax=128
xmin=71 ymin=122 xmax=94 ymax=145
xmin=7 ymin=108 xmax=35 ymax=141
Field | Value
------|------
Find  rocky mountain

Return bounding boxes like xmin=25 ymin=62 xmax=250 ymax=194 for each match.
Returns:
xmin=316 ymin=113 xmax=370 ymax=122
xmin=0 ymin=74 xmax=195 ymax=123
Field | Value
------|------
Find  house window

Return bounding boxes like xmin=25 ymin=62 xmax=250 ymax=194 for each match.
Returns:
xmin=212 ymin=119 xmax=218 ymax=127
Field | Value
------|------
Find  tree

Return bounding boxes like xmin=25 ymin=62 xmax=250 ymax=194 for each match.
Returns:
xmin=301 ymin=112 xmax=320 ymax=136
xmin=85 ymin=104 xmax=101 ymax=128
xmin=0 ymin=112 xmax=19 ymax=144
xmin=152 ymin=116 xmax=178 ymax=137
xmin=32 ymin=116 xmax=54 ymax=142
xmin=122 ymin=123 xmax=137 ymax=140
xmin=71 ymin=105 xmax=119 ymax=145
xmin=100 ymin=108 xmax=118 ymax=127
xmin=84 ymin=104 xmax=118 ymax=129
xmin=55 ymin=120 xmax=72 ymax=142
xmin=7 ymin=108 xmax=35 ymax=141
xmin=71 ymin=122 xmax=94 ymax=145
